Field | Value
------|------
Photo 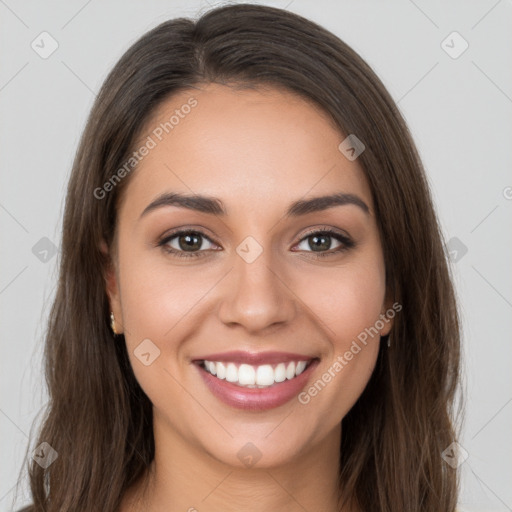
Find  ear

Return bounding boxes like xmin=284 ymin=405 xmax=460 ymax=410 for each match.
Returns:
xmin=378 ymin=291 xmax=397 ymax=337
xmin=99 ymin=238 xmax=123 ymax=334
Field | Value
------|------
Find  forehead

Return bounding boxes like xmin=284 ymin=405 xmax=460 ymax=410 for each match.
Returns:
xmin=120 ymin=83 xmax=372 ymax=219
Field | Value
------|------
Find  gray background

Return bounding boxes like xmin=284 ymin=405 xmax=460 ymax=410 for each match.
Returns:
xmin=1 ymin=1 xmax=511 ymax=510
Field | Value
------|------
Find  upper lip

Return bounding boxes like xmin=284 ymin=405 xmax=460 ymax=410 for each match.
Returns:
xmin=192 ymin=350 xmax=318 ymax=366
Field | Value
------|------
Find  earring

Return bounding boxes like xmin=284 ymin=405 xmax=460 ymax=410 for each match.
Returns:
xmin=386 ymin=335 xmax=391 ymax=347
xmin=110 ymin=311 xmax=119 ymax=336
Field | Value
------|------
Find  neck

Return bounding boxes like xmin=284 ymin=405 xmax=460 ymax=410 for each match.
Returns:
xmin=121 ymin=413 xmax=351 ymax=512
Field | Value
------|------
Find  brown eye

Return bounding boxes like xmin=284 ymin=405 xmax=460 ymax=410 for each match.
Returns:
xmin=159 ymin=230 xmax=217 ymax=258
xmin=294 ymin=229 xmax=355 ymax=258
xmin=301 ymin=233 xmax=338 ymax=252
xmin=174 ymin=232 xmax=203 ymax=251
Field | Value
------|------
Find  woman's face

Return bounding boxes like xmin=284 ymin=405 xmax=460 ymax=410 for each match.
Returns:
xmin=104 ymin=83 xmax=393 ymax=468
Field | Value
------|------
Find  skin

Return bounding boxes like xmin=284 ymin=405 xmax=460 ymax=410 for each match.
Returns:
xmin=102 ymin=83 xmax=394 ymax=512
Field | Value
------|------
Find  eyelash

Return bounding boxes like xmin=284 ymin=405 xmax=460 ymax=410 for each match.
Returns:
xmin=157 ymin=227 xmax=355 ymax=260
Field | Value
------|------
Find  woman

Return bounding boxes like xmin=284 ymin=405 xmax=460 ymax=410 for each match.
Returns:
xmin=17 ymin=3 xmax=462 ymax=511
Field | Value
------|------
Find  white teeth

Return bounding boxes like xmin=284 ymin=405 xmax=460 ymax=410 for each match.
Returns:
xmin=295 ymin=361 xmax=307 ymax=376
xmin=285 ymin=362 xmax=295 ymax=380
xmin=201 ymin=359 xmax=312 ymax=388
xmin=256 ymin=364 xmax=275 ymax=386
xmin=274 ymin=363 xmax=286 ymax=383
xmin=238 ymin=364 xmax=255 ymax=385
xmin=226 ymin=363 xmax=238 ymax=383
xmin=216 ymin=362 xmax=226 ymax=380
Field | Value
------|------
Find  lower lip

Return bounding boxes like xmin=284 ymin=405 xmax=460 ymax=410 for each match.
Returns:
xmin=195 ymin=360 xmax=319 ymax=411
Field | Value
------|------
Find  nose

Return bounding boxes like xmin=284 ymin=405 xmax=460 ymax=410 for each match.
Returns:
xmin=217 ymin=243 xmax=297 ymax=335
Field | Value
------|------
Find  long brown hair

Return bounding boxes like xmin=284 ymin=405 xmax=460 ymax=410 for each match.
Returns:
xmin=16 ymin=4 xmax=463 ymax=511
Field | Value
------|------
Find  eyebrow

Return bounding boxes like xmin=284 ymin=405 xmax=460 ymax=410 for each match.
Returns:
xmin=139 ymin=191 xmax=370 ymax=219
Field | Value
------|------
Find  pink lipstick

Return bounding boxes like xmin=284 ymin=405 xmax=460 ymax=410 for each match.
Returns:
xmin=192 ymin=351 xmax=319 ymax=411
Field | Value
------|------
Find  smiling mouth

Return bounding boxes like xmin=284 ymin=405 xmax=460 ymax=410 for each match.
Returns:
xmin=197 ymin=359 xmax=317 ymax=388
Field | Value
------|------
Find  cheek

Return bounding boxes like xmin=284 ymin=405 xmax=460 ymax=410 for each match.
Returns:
xmin=118 ymin=246 xmax=200 ymax=340
xmin=298 ymin=257 xmax=386 ymax=346
xmin=292 ymin=256 xmax=385 ymax=413
xmin=117 ymin=251 xmax=201 ymax=406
